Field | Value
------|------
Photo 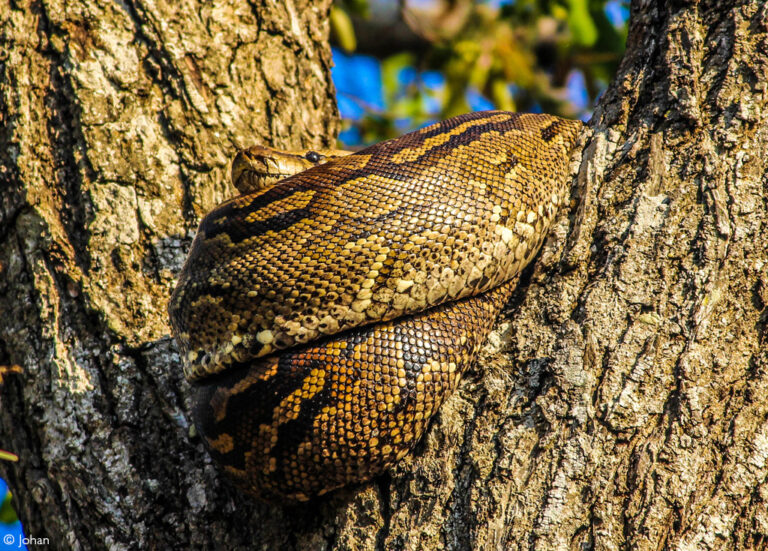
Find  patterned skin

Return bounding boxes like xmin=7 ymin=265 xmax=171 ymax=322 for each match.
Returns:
xmin=170 ymin=111 xmax=583 ymax=502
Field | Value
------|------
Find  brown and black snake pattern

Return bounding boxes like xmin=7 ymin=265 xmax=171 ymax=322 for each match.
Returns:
xmin=169 ymin=111 xmax=583 ymax=502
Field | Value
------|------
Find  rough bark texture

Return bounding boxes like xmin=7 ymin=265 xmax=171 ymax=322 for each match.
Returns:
xmin=1 ymin=0 xmax=767 ymax=550
xmin=0 ymin=0 xmax=338 ymax=548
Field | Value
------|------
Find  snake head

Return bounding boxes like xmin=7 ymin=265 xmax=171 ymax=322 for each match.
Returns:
xmin=231 ymin=145 xmax=352 ymax=195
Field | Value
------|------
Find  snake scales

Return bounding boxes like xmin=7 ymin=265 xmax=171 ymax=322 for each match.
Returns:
xmin=169 ymin=111 xmax=582 ymax=502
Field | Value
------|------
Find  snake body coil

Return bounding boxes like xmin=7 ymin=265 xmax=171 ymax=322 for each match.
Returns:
xmin=169 ymin=111 xmax=582 ymax=502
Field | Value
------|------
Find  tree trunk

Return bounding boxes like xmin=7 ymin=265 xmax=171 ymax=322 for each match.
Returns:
xmin=2 ymin=0 xmax=767 ymax=550
xmin=0 ymin=0 xmax=339 ymax=548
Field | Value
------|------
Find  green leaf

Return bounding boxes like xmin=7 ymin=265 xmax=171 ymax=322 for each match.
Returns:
xmin=340 ymin=0 xmax=369 ymax=18
xmin=381 ymin=53 xmax=415 ymax=107
xmin=0 ymin=450 xmax=18 ymax=462
xmin=330 ymin=6 xmax=357 ymax=53
xmin=0 ymin=490 xmax=18 ymax=524
xmin=490 ymin=78 xmax=515 ymax=112
xmin=590 ymin=0 xmax=627 ymax=53
xmin=567 ymin=0 xmax=598 ymax=47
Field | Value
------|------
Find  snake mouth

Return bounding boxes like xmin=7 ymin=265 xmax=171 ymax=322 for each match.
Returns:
xmin=231 ymin=165 xmax=294 ymax=195
xmin=231 ymin=146 xmax=354 ymax=194
xmin=230 ymin=147 xmax=295 ymax=194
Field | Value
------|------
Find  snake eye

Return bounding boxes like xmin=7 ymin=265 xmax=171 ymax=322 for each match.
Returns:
xmin=305 ymin=151 xmax=322 ymax=163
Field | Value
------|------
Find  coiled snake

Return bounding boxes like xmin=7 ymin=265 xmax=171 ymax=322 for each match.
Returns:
xmin=169 ymin=111 xmax=583 ymax=502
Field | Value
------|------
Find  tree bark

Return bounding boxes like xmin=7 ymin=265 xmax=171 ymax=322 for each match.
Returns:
xmin=0 ymin=0 xmax=339 ymax=548
xmin=2 ymin=0 xmax=768 ymax=550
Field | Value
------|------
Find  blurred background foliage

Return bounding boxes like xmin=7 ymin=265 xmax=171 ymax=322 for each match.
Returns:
xmin=330 ymin=0 xmax=628 ymax=144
